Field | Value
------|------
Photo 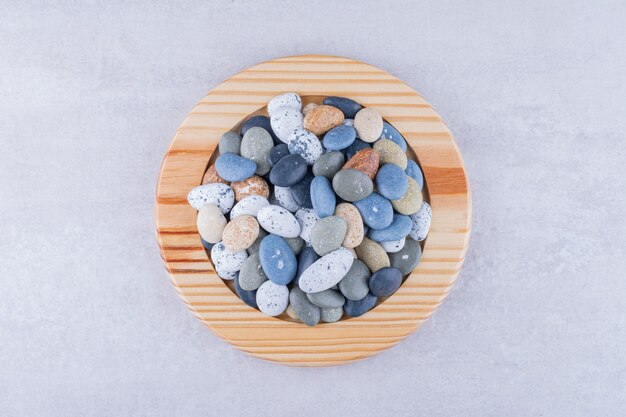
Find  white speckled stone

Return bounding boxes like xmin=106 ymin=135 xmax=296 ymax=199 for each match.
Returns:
xmin=287 ymin=128 xmax=324 ymax=165
xmin=381 ymin=237 xmax=406 ymax=253
xmin=409 ymin=202 xmax=432 ymax=241
xmin=215 ymin=266 xmax=237 ymax=281
xmin=256 ymin=205 xmax=301 ymax=238
xmin=295 ymin=208 xmax=320 ymax=245
xmin=273 ymin=186 xmax=302 ymax=212
xmin=229 ymin=195 xmax=269 ymax=219
xmin=299 ymin=247 xmax=354 ymax=293
xmin=210 ymin=242 xmax=247 ymax=273
xmin=187 ymin=183 xmax=234 ymax=213
xmin=256 ymin=280 xmax=289 ymax=316
xmin=270 ymin=107 xmax=303 ymax=143
xmin=267 ymin=92 xmax=302 ymax=116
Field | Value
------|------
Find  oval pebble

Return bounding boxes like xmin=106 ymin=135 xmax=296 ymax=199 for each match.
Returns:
xmin=256 ymin=281 xmax=289 ymax=316
xmin=343 ymin=148 xmax=380 ymax=180
xmin=270 ymin=107 xmax=303 ymax=143
xmin=296 ymin=246 xmax=319 ymax=282
xmin=240 ymin=127 xmax=274 ymax=176
xmin=238 ymin=252 xmax=268 ymax=291
xmin=268 ymin=143 xmax=290 ymax=166
xmin=381 ymin=237 xmax=406 ymax=253
xmin=234 ymin=272 xmax=257 ymax=309
xmin=289 ymin=170 xmax=314 ymax=208
xmin=259 ymin=234 xmax=297 ymax=285
xmin=355 ymin=238 xmax=390 ymax=272
xmin=312 ymin=151 xmax=345 ymax=179
xmin=353 ymin=192 xmax=394 ymax=230
xmin=196 ymin=204 xmax=226 ymax=244
xmin=240 ymin=115 xmax=280 ymax=145
xmin=202 ymin=165 xmax=229 ymax=185
xmin=307 ymin=289 xmax=345 ymax=309
xmin=230 ymin=195 xmax=269 ymax=219
xmin=287 ymin=128 xmax=324 ymax=165
xmin=269 ymin=154 xmax=307 ymax=187
xmin=368 ymin=213 xmax=412 ymax=242
xmin=338 ymin=259 xmax=371 ymax=301
xmin=303 ymin=105 xmax=344 ymax=136
xmin=344 ymin=293 xmax=378 ymax=317
xmin=231 ymin=175 xmax=269 ymax=201
xmin=219 ymin=131 xmax=241 ymax=155
xmin=332 ymin=169 xmax=373 ymax=202
xmin=321 ymin=307 xmax=343 ymax=323
xmin=295 ymin=208 xmax=320 ymax=245
xmin=310 ymin=216 xmax=347 ymax=256
xmin=354 ymin=108 xmax=383 ymax=142
xmin=373 ymin=139 xmax=407 ymax=170
xmin=409 ymin=202 xmax=432 ymax=241
xmin=389 ymin=238 xmax=422 ymax=275
xmin=285 ymin=236 xmax=304 ymax=255
xmin=222 ymin=215 xmax=259 ymax=252
xmin=187 ymin=183 xmax=234 ymax=213
xmin=299 ymin=247 xmax=354 ymax=293
xmin=211 ymin=242 xmax=248 ymax=273
xmin=391 ymin=177 xmax=423 ymax=215
xmin=405 ymin=159 xmax=425 ymax=190
xmin=322 ymin=125 xmax=356 ymax=151
xmin=344 ymin=139 xmax=371 ymax=160
xmin=215 ymin=153 xmax=257 ymax=182
xmin=334 ymin=203 xmax=364 ymax=248
xmin=310 ymin=176 xmax=336 ymax=218
xmin=273 ymin=186 xmax=302 ymax=212
xmin=323 ymin=96 xmax=362 ymax=119
xmin=379 ymin=121 xmax=407 ymax=152
xmin=257 ymin=205 xmax=301 ymax=238
xmin=268 ymin=92 xmax=302 ymax=116
xmin=375 ymin=163 xmax=408 ymax=200
xmin=215 ymin=265 xmax=237 ymax=280
xmin=289 ymin=286 xmax=320 ymax=326
xmin=369 ymin=267 xmax=403 ymax=297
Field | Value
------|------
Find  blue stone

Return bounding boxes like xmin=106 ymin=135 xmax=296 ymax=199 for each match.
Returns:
xmin=200 ymin=237 xmax=214 ymax=251
xmin=310 ymin=176 xmax=336 ymax=218
xmin=296 ymin=246 xmax=319 ymax=281
xmin=268 ymin=144 xmax=289 ymax=166
xmin=290 ymin=170 xmax=314 ymax=208
xmin=215 ymin=152 xmax=256 ymax=182
xmin=369 ymin=267 xmax=403 ymax=297
xmin=259 ymin=234 xmax=297 ymax=285
xmin=343 ymin=139 xmax=371 ymax=160
xmin=269 ymin=154 xmax=307 ymax=186
xmin=344 ymin=293 xmax=378 ymax=317
xmin=379 ymin=121 xmax=407 ymax=152
xmin=240 ymin=115 xmax=280 ymax=145
xmin=322 ymin=125 xmax=357 ymax=151
xmin=368 ymin=213 xmax=412 ymax=242
xmin=353 ymin=192 xmax=394 ymax=230
xmin=375 ymin=163 xmax=408 ymax=200
xmin=323 ymin=96 xmax=362 ymax=119
xmin=234 ymin=272 xmax=258 ymax=309
xmin=405 ymin=159 xmax=424 ymax=190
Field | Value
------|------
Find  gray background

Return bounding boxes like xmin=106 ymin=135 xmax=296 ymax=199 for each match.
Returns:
xmin=1 ymin=1 xmax=625 ymax=416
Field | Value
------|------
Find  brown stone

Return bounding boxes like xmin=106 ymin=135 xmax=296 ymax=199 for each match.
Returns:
xmin=334 ymin=203 xmax=364 ymax=248
xmin=342 ymin=148 xmax=380 ymax=179
xmin=202 ymin=164 xmax=229 ymax=185
xmin=222 ymin=215 xmax=260 ymax=252
xmin=303 ymin=105 xmax=344 ymax=136
xmin=231 ymin=175 xmax=270 ymax=201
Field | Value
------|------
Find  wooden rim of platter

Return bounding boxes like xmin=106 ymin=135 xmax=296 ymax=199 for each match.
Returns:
xmin=155 ymin=55 xmax=471 ymax=367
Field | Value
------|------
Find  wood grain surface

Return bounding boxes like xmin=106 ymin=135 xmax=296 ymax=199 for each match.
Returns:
xmin=155 ymin=55 xmax=471 ymax=367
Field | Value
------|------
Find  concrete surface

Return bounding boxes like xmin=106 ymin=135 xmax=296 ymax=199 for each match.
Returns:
xmin=1 ymin=1 xmax=625 ymax=416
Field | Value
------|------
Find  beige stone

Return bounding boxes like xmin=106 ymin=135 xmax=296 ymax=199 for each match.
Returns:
xmin=334 ymin=203 xmax=364 ymax=248
xmin=355 ymin=237 xmax=390 ymax=272
xmin=196 ymin=203 xmax=227 ymax=244
xmin=391 ymin=177 xmax=423 ymax=215
xmin=354 ymin=107 xmax=383 ymax=142
xmin=222 ymin=215 xmax=260 ymax=252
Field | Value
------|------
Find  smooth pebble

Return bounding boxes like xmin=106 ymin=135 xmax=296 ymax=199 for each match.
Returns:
xmin=322 ymin=125 xmax=356 ymax=151
xmin=353 ymin=192 xmax=394 ymax=230
xmin=376 ymin=163 xmax=408 ymax=200
xmin=295 ymin=208 xmax=320 ymax=245
xmin=303 ymin=105 xmax=344 ymax=136
xmin=299 ymin=247 xmax=354 ymax=293
xmin=405 ymin=159 xmax=425 ymax=190
xmin=238 ymin=252 xmax=268 ymax=291
xmin=231 ymin=175 xmax=269 ymax=201
xmin=332 ymin=169 xmax=373 ymax=202
xmin=389 ymin=238 xmax=422 ymax=275
xmin=312 ymin=151 xmax=345 ymax=179
xmin=219 ymin=131 xmax=241 ymax=155
xmin=307 ymin=289 xmax=345 ymax=309
xmin=196 ymin=204 xmax=226 ymax=244
xmin=310 ymin=176 xmax=336 ymax=218
xmin=338 ymin=259 xmax=370 ymax=301
xmin=391 ymin=176 xmax=423 ymax=215
xmin=269 ymin=153 xmax=308 ymax=187
xmin=240 ymin=115 xmax=280 ymax=145
xmin=288 ymin=128 xmax=324 ymax=165
xmin=222 ymin=215 xmax=259 ymax=252
xmin=355 ymin=238 xmax=390 ymax=272
xmin=273 ymin=186 xmax=302 ymax=212
xmin=344 ymin=139 xmax=371 ymax=160
xmin=257 ymin=205 xmax=301 ymax=238
xmin=409 ymin=202 xmax=432 ymax=241
xmin=289 ymin=170 xmax=314 ymax=208
xmin=344 ymin=293 xmax=378 ymax=317
xmin=187 ymin=183 xmax=234 ymax=213
xmin=379 ymin=121 xmax=407 ymax=152
xmin=234 ymin=272 xmax=258 ymax=309
xmin=259 ymin=234 xmax=297 ymax=285
xmin=381 ymin=238 xmax=406 ymax=253
xmin=373 ymin=139 xmax=407 ymax=169
xmin=321 ymin=307 xmax=343 ymax=323
xmin=268 ymin=92 xmax=301 ymax=116
xmin=368 ymin=213 xmax=412 ymax=242
xmin=270 ymin=107 xmax=303 ymax=143
xmin=230 ymin=195 xmax=269 ymax=219
xmin=334 ymin=203 xmax=364 ymax=248
xmin=310 ymin=216 xmax=347 ymax=256
xmin=354 ymin=108 xmax=383 ymax=142
xmin=215 ymin=153 xmax=257 ymax=182
xmin=240 ymin=127 xmax=274 ymax=176
xmin=211 ymin=242 xmax=248 ymax=273
xmin=323 ymin=96 xmax=362 ymax=119
xmin=369 ymin=267 xmax=403 ymax=297
xmin=289 ymin=287 xmax=320 ymax=326
xmin=343 ymin=148 xmax=380 ymax=179
xmin=268 ymin=143 xmax=290 ymax=166
xmin=256 ymin=281 xmax=289 ymax=316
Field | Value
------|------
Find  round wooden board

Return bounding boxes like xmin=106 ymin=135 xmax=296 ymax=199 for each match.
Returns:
xmin=156 ymin=55 xmax=471 ymax=367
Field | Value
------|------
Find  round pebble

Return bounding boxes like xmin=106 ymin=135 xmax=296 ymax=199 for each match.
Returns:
xmin=310 ymin=216 xmax=347 ymax=256
xmin=270 ymin=107 xmax=303 ymax=143
xmin=234 ymin=272 xmax=258 ymax=309
xmin=257 ymin=205 xmax=301 ymax=238
xmin=215 ymin=265 xmax=237 ymax=280
xmin=215 ymin=153 xmax=257 ymax=182
xmin=211 ymin=242 xmax=248 ymax=273
xmin=259 ymin=234 xmax=297 ymax=285
xmin=344 ymin=139 xmax=371 ymax=160
xmin=219 ymin=131 xmax=241 ymax=155
xmin=355 ymin=238 xmax=390 ymax=272
xmin=368 ymin=213 xmax=412 ymax=242
xmin=222 ymin=215 xmax=259 ymax=252
xmin=391 ymin=177 xmax=423 ymax=215
xmin=373 ymin=139 xmax=407 ymax=169
xmin=289 ymin=286 xmax=320 ymax=326
xmin=295 ymin=208 xmax=320 ymax=245
xmin=289 ymin=170 xmax=314 ymax=208
xmin=312 ymin=151 xmax=345 ymax=179
xmin=238 ymin=252 xmax=268 ymax=291
xmin=299 ymin=247 xmax=354 ymax=293
xmin=379 ymin=121 xmax=407 ymax=152
xmin=344 ymin=293 xmax=378 ymax=317
xmin=230 ymin=195 xmax=269 ymax=219
xmin=307 ymin=289 xmax=345 ymax=309
xmin=389 ymin=238 xmax=422 ymax=275
xmin=338 ymin=259 xmax=370 ymax=301
xmin=268 ymin=92 xmax=302 ymax=116
xmin=334 ymin=203 xmax=364 ymax=248
xmin=376 ymin=163 xmax=408 ymax=200
xmin=269 ymin=153 xmax=308 ymax=187
xmin=353 ymin=192 xmax=394 ymax=230
xmin=288 ymin=128 xmax=324 ymax=165
xmin=322 ymin=125 xmax=356 ymax=151
xmin=268 ymin=143 xmax=290 ymax=166
xmin=196 ymin=203 xmax=226 ymax=244
xmin=381 ymin=238 xmax=406 ymax=253
xmin=332 ymin=169 xmax=373 ymax=202
xmin=321 ymin=307 xmax=343 ymax=323
xmin=323 ymin=96 xmax=362 ymax=119
xmin=187 ymin=183 xmax=234 ymax=213
xmin=202 ymin=165 xmax=229 ymax=185
xmin=231 ymin=175 xmax=269 ymax=201
xmin=405 ymin=159 xmax=425 ymax=190
xmin=273 ymin=186 xmax=301 ymax=212
xmin=310 ymin=176 xmax=336 ymax=218
xmin=241 ymin=127 xmax=274 ymax=176
xmin=369 ymin=267 xmax=403 ymax=297
xmin=256 ymin=281 xmax=289 ymax=316
xmin=240 ymin=115 xmax=280 ymax=145
xmin=303 ymin=104 xmax=344 ymax=136
xmin=354 ymin=108 xmax=383 ymax=142
xmin=342 ymin=148 xmax=380 ymax=179
xmin=409 ymin=202 xmax=431 ymax=241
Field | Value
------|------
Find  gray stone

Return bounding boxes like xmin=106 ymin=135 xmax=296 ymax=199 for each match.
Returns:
xmin=238 ymin=252 xmax=267 ymax=291
xmin=389 ymin=238 xmax=422 ymax=275
xmin=219 ymin=131 xmax=241 ymax=155
xmin=312 ymin=151 xmax=345 ymax=179
xmin=307 ymin=289 xmax=345 ymax=309
xmin=338 ymin=259 xmax=370 ymax=301
xmin=310 ymin=216 xmax=347 ymax=256
xmin=240 ymin=127 xmax=274 ymax=176
xmin=332 ymin=169 xmax=373 ymax=202
xmin=289 ymin=287 xmax=320 ymax=326
xmin=321 ymin=307 xmax=343 ymax=323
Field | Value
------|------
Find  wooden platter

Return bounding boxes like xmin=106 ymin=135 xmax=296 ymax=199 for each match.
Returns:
xmin=155 ymin=55 xmax=471 ymax=366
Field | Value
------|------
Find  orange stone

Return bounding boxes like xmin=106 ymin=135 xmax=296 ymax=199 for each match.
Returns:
xmin=202 ymin=165 xmax=229 ymax=185
xmin=231 ymin=175 xmax=270 ymax=201
xmin=303 ymin=105 xmax=344 ymax=136
xmin=342 ymin=148 xmax=380 ymax=179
